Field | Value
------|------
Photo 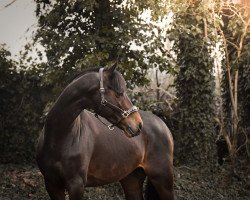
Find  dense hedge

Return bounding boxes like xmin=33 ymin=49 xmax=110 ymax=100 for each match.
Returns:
xmin=0 ymin=47 xmax=48 ymax=163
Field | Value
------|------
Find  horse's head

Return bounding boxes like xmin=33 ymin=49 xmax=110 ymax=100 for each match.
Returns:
xmin=90 ymin=65 xmax=143 ymax=137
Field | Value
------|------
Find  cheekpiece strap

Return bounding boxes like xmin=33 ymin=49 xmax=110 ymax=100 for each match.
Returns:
xmin=99 ymin=68 xmax=106 ymax=104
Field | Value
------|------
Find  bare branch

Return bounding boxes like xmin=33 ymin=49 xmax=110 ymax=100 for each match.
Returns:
xmin=238 ymin=18 xmax=250 ymax=59
xmin=0 ymin=0 xmax=18 ymax=11
xmin=5 ymin=0 xmax=17 ymax=7
xmin=222 ymin=3 xmax=246 ymax=24
xmin=225 ymin=39 xmax=239 ymax=51
xmin=203 ymin=18 xmax=208 ymax=39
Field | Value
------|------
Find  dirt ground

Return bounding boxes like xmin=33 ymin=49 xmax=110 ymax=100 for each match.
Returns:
xmin=0 ymin=163 xmax=249 ymax=200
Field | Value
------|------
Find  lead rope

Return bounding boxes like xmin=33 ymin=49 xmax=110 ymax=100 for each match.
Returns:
xmin=94 ymin=113 xmax=115 ymax=130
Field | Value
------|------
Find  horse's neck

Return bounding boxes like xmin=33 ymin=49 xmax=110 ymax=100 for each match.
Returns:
xmin=45 ymin=77 xmax=94 ymax=133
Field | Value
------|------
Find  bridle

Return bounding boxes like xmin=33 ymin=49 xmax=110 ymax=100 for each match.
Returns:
xmin=95 ymin=68 xmax=139 ymax=130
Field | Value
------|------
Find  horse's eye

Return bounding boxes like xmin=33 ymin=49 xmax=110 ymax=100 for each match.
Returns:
xmin=115 ymin=92 xmax=123 ymax=98
xmin=107 ymin=85 xmax=112 ymax=90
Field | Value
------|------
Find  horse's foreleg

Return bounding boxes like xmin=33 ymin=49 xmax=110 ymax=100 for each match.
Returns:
xmin=120 ymin=168 xmax=146 ymax=200
xmin=145 ymin=158 xmax=175 ymax=200
xmin=66 ymin=175 xmax=85 ymax=200
xmin=147 ymin=175 xmax=174 ymax=200
xmin=45 ymin=179 xmax=66 ymax=200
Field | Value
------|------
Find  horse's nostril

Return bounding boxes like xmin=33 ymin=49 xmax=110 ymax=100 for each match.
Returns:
xmin=138 ymin=122 xmax=143 ymax=130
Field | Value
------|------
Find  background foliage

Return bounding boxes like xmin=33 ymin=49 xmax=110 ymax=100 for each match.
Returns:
xmin=0 ymin=45 xmax=48 ymax=163
xmin=31 ymin=0 xmax=174 ymax=95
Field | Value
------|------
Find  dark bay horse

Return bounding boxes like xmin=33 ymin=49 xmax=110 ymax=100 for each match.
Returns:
xmin=36 ymin=66 xmax=174 ymax=200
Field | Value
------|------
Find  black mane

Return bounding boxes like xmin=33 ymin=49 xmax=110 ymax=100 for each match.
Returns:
xmin=68 ymin=67 xmax=101 ymax=83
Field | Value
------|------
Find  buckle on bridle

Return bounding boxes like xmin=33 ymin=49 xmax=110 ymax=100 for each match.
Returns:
xmin=122 ymin=111 xmax=129 ymax=118
xmin=100 ymin=87 xmax=106 ymax=105
xmin=108 ymin=124 xmax=115 ymax=130
xmin=101 ymin=99 xmax=107 ymax=105
xmin=100 ymin=87 xmax=105 ymax=93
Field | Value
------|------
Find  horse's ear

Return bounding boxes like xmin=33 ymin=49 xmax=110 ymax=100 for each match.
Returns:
xmin=106 ymin=63 xmax=117 ymax=75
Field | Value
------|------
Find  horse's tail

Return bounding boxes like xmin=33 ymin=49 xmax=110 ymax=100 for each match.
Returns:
xmin=145 ymin=178 xmax=160 ymax=200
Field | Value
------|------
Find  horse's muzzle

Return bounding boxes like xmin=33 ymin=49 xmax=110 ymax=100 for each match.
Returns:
xmin=121 ymin=112 xmax=143 ymax=138
xmin=126 ymin=122 xmax=143 ymax=137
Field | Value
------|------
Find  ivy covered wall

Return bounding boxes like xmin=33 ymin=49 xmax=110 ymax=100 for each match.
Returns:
xmin=170 ymin=1 xmax=216 ymax=164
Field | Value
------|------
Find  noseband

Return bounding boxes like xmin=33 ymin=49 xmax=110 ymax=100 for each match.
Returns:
xmin=95 ymin=68 xmax=139 ymax=130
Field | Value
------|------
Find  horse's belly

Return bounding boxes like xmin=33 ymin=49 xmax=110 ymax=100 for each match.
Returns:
xmin=86 ymin=151 xmax=143 ymax=187
xmin=86 ymin=159 xmax=140 ymax=187
xmin=86 ymin=173 xmax=121 ymax=187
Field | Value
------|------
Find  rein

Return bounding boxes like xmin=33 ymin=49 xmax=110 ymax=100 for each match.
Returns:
xmin=95 ymin=68 xmax=139 ymax=130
